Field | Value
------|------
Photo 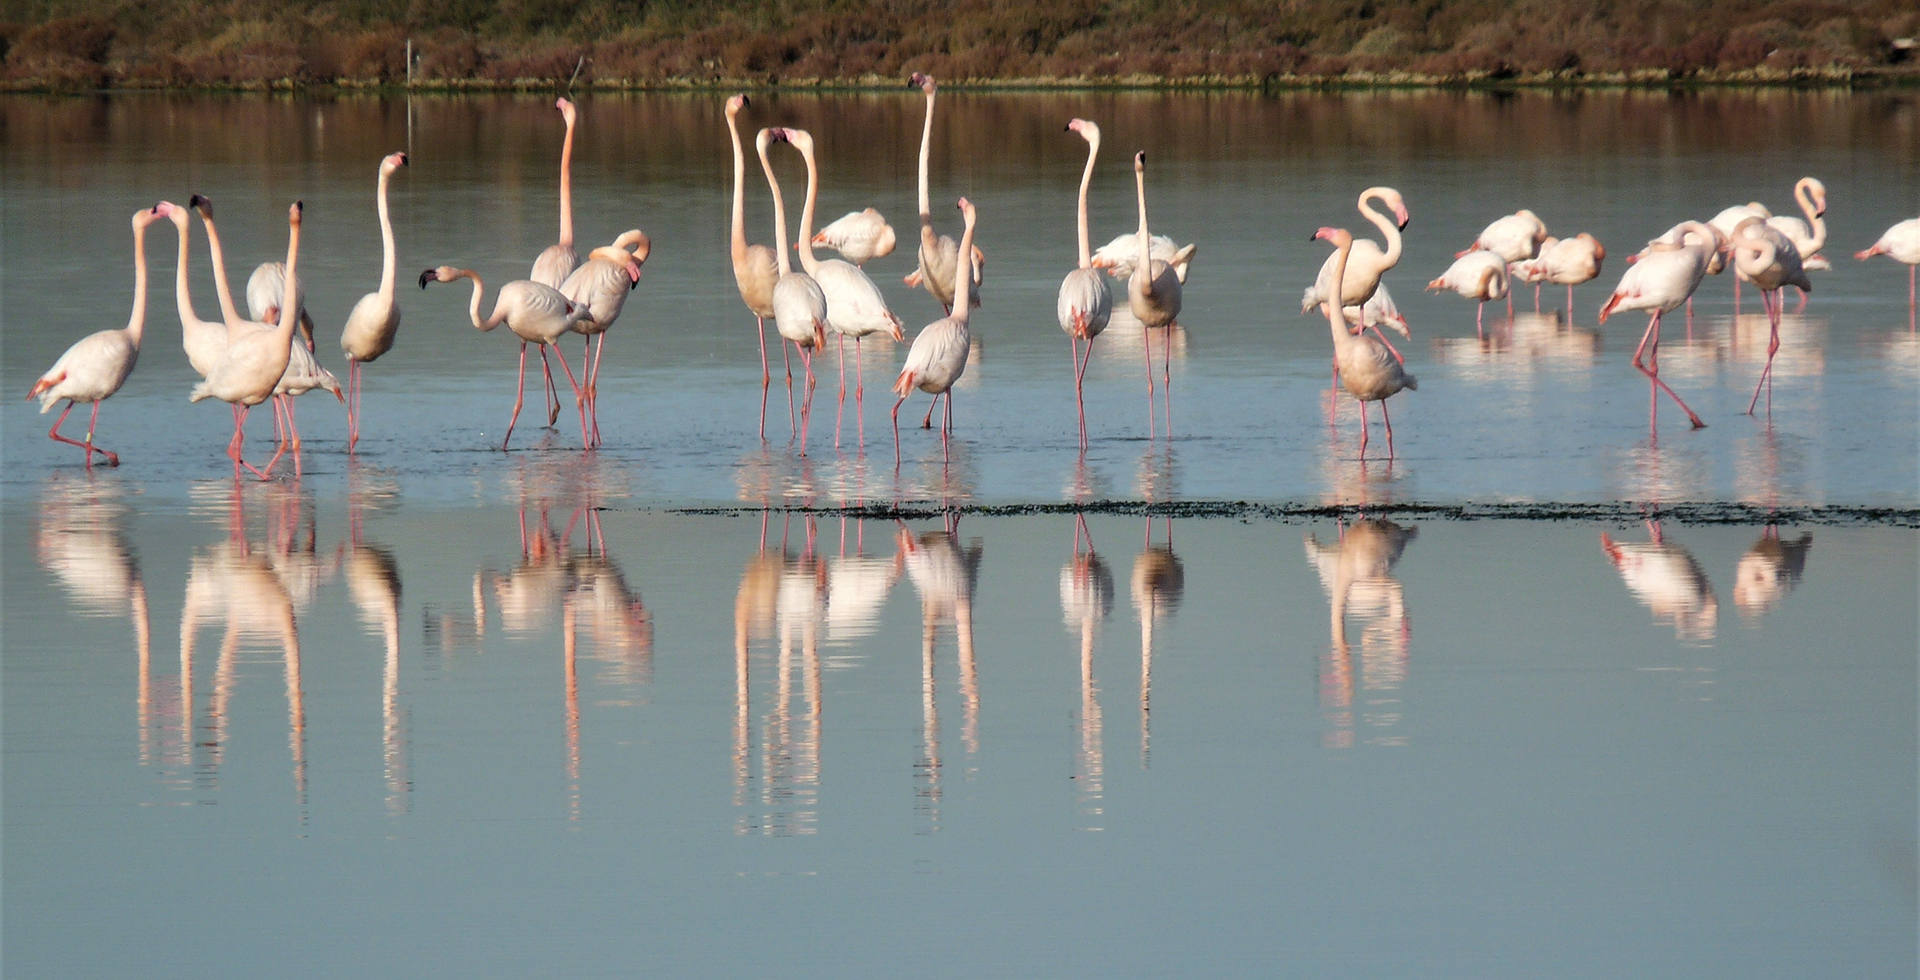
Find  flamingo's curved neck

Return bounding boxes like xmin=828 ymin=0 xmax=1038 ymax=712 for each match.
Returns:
xmin=127 ymin=218 xmax=151 ymax=343
xmin=757 ymin=137 xmax=792 ymax=276
xmin=1134 ymin=165 xmax=1154 ymax=298
xmin=459 ymin=270 xmax=493 ymax=331
xmin=558 ymin=112 xmax=575 ymax=248
xmin=1075 ymin=132 xmax=1098 ymax=269
xmin=1795 ymin=180 xmax=1826 ymax=251
xmin=953 ymin=209 xmax=978 ymax=323
xmin=727 ymin=111 xmax=749 ymax=265
xmin=794 ymin=139 xmax=822 ymax=274
xmin=917 ymin=88 xmax=935 ymax=224
xmin=376 ymin=167 xmax=397 ymax=301
xmin=273 ymin=214 xmax=302 ymax=344
xmin=199 ymin=215 xmax=245 ymax=328
xmin=1360 ymin=189 xmax=1402 ymax=267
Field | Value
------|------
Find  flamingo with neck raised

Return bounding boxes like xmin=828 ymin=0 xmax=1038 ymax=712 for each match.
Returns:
xmin=1127 ymin=151 xmax=1183 ymax=440
xmin=755 ymin=127 xmax=829 ymax=456
xmin=726 ymin=94 xmax=784 ymax=439
xmin=340 ymin=151 xmax=409 ymax=452
xmin=1058 ymin=118 xmax=1113 ymax=451
xmin=1315 ymin=226 xmax=1418 ymax=460
xmin=904 ymin=73 xmax=983 ymax=314
xmin=189 ymin=201 xmax=307 ymax=480
xmin=893 ymin=198 xmax=978 ymax=466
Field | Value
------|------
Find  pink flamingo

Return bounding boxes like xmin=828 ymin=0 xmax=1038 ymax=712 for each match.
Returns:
xmin=894 ymin=198 xmax=978 ymax=465
xmin=188 ymin=201 xmax=307 ymax=479
xmin=1315 ymin=226 xmax=1418 ymax=460
xmin=419 ymin=266 xmax=592 ymax=450
xmin=754 ymin=127 xmax=829 ymax=455
xmin=1728 ymin=217 xmax=1812 ymax=416
xmin=725 ymin=94 xmax=784 ymax=439
xmin=1598 ymin=220 xmax=1716 ymax=435
xmin=1127 ymin=152 xmax=1183 ymax=439
xmin=340 ymin=151 xmax=409 ymax=452
xmin=1058 ymin=118 xmax=1113 ymax=451
xmin=1856 ymin=215 xmax=1920 ymax=328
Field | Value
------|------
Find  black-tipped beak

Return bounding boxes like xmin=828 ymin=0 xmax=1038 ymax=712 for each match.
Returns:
xmin=1308 ymin=234 xmax=1318 ymax=242
xmin=294 ymin=200 xmax=304 ymax=213
xmin=399 ymin=153 xmax=410 ymax=166
xmin=740 ymin=95 xmax=750 ymax=109
xmin=1064 ymin=123 xmax=1073 ymax=131
xmin=418 ymin=269 xmax=435 ymax=289
xmin=189 ymin=193 xmax=209 ymax=215
xmin=1399 ymin=217 xmax=1411 ymax=231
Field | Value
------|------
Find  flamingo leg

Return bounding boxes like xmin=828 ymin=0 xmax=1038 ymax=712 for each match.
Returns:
xmin=1745 ymin=288 xmax=1783 ymax=416
xmin=1533 ymin=282 xmax=1541 ymax=312
xmin=892 ymin=394 xmax=906 ymax=466
xmin=546 ymin=342 xmax=589 ymax=447
xmin=755 ymin=315 xmax=772 ymax=440
xmin=1632 ymin=311 xmax=1706 ymax=431
xmin=782 ymin=339 xmax=797 ymax=441
xmin=539 ymin=346 xmax=562 ymax=428
xmin=271 ymin=394 xmax=287 ymax=446
xmin=921 ymin=393 xmax=937 ymax=429
xmin=835 ymin=333 xmax=847 ymax=450
xmin=942 ymin=391 xmax=952 ymax=461
xmin=346 ymin=359 xmax=361 ymax=452
xmin=590 ymin=332 xmax=606 ymax=447
xmin=1143 ymin=321 xmax=1157 ymax=440
xmin=1162 ymin=325 xmax=1173 ymax=438
xmin=255 ymin=404 xmax=289 ymax=481
xmin=1380 ymin=397 xmax=1395 ymax=460
xmin=1356 ymin=398 xmax=1370 ymax=459
xmin=46 ymin=401 xmax=118 ymax=467
xmin=1567 ymin=283 xmax=1575 ymax=320
xmin=1476 ymin=301 xmax=1485 ymax=339
xmin=798 ymin=346 xmax=814 ymax=456
xmin=503 ymin=341 xmax=529 ymax=451
xmin=854 ymin=337 xmax=866 ymax=450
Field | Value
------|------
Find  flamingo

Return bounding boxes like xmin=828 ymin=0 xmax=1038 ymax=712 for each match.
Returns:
xmin=904 ymin=73 xmax=984 ymax=314
xmin=340 ymin=151 xmax=409 ymax=453
xmin=194 ymin=195 xmax=342 ymax=463
xmin=561 ymin=229 xmax=649 ymax=448
xmin=1302 ymin=186 xmax=1409 ymax=312
xmin=753 ymin=127 xmax=829 ymax=455
xmin=781 ymin=126 xmax=906 ymax=450
xmin=1728 ymin=216 xmax=1812 ymax=416
xmin=1459 ymin=209 xmax=1547 ymax=263
xmin=1855 ymin=215 xmax=1920 ymax=325
xmin=1315 ymin=226 xmax=1418 ymax=460
xmin=532 ymin=97 xmax=580 ymax=288
xmin=724 ymin=94 xmax=784 ymax=439
xmin=810 ymin=207 xmax=896 ymax=266
xmin=1427 ymin=249 xmax=1509 ymax=335
xmin=418 ymin=266 xmax=592 ymax=451
xmin=1766 ymin=177 xmax=1830 ymax=288
xmin=28 ymin=203 xmax=169 ymax=468
xmin=1597 ymin=220 xmax=1716 ymax=434
xmin=1092 ymin=232 xmax=1196 ymax=283
xmin=1128 ymin=151 xmax=1183 ymax=440
xmin=1632 ymin=221 xmax=1728 ymax=322
xmin=893 ymin=198 xmax=978 ymax=465
xmin=188 ymin=201 xmax=306 ymax=480
xmin=164 ymin=199 xmax=231 ymax=381
xmin=1515 ymin=232 xmax=1607 ymax=317
xmin=1710 ymin=201 xmax=1771 ymax=306
xmin=1058 ymin=118 xmax=1113 ymax=451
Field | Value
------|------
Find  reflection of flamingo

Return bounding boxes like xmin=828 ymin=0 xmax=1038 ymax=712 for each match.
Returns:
xmin=1733 ymin=529 xmax=1812 ymax=618
xmin=1306 ymin=519 xmax=1415 ymax=749
xmin=532 ymin=98 xmax=580 ymax=288
xmin=783 ymin=127 xmax=905 ymax=450
xmin=1062 ymin=516 xmax=1114 ymax=815
xmin=725 ymin=94 xmax=783 ymax=438
xmin=1598 ymin=220 xmax=1716 ymax=434
xmin=1128 ymin=152 xmax=1184 ymax=439
xmin=36 ymin=477 xmax=154 ymax=757
xmin=755 ymin=128 xmax=829 ymax=455
xmin=1058 ymin=119 xmax=1113 ymax=450
xmin=1729 ymin=217 xmax=1812 ymax=415
xmin=1856 ymin=216 xmax=1920 ymax=325
xmin=1600 ymin=525 xmax=1719 ymax=642
xmin=344 ymin=537 xmax=408 ymax=810
xmin=902 ymin=520 xmax=984 ymax=766
xmin=1317 ymin=226 xmax=1417 ymax=460
xmin=560 ymin=231 xmax=649 ymax=447
xmin=29 ymin=204 xmax=167 ymax=468
xmin=189 ymin=201 xmax=306 ymax=480
xmin=893 ymin=198 xmax=979 ymax=465
xmin=904 ymin=73 xmax=984 ymax=313
xmin=1131 ymin=520 xmax=1183 ymax=766
xmin=340 ymin=151 xmax=409 ymax=453
xmin=419 ymin=266 xmax=592 ymax=450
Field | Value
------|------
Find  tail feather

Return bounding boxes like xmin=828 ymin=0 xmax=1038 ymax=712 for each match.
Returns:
xmin=1597 ymin=292 xmax=1623 ymax=324
xmin=1402 ymin=372 xmax=1418 ymax=391
xmin=892 ymin=370 xmax=916 ymax=398
xmin=27 ymin=372 xmax=61 ymax=403
xmin=189 ymin=381 xmax=215 ymax=403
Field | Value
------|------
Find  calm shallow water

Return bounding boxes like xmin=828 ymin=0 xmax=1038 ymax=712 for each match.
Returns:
xmin=3 ymin=91 xmax=1917 ymax=977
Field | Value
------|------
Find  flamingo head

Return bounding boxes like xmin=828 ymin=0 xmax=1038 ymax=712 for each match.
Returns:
xmin=1807 ymin=178 xmax=1827 ymax=217
xmin=419 ymin=266 xmax=455 ymax=289
xmin=910 ymin=71 xmax=934 ymax=93
xmin=1134 ymin=150 xmax=1146 ymax=172
xmin=1067 ymin=118 xmax=1100 ymax=144
xmin=137 ymin=202 xmax=172 ymax=229
xmin=556 ymin=97 xmax=576 ymax=124
xmin=382 ymin=151 xmax=409 ymax=173
xmin=289 ymin=200 xmax=302 ymax=227
xmin=957 ymin=197 xmax=975 ymax=224
xmin=780 ymin=127 xmax=815 ymax=157
xmin=1312 ymin=226 xmax=1352 ymax=248
xmin=725 ymin=93 xmax=747 ymax=116
xmin=188 ymin=193 xmax=213 ymax=221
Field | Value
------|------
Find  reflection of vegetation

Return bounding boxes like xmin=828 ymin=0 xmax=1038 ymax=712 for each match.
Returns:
xmin=3 ymin=1 xmax=1916 ymax=91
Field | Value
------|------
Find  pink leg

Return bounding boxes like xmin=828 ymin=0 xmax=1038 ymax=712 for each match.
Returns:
xmin=46 ymin=401 xmax=116 ymax=467
xmin=1533 ymin=282 xmax=1541 ymax=312
xmin=546 ymin=343 xmax=589 ymax=447
xmin=1476 ymin=301 xmax=1485 ymax=338
xmin=346 ymin=359 xmax=361 ymax=453
xmin=1162 ymin=325 xmax=1173 ymax=438
xmin=539 ymin=346 xmax=561 ymax=428
xmin=782 ymin=339 xmax=797 ymax=441
xmin=1632 ymin=311 xmax=1706 ymax=431
xmin=921 ymin=393 xmax=937 ymax=429
xmin=1745 ymin=288 xmax=1782 ymax=416
xmin=503 ymin=341 xmax=529 ymax=451
xmin=1069 ymin=330 xmax=1084 ymax=447
xmin=835 ymin=333 xmax=848 ymax=450
xmin=798 ymin=347 xmax=815 ymax=456
xmin=756 ymin=316 xmax=772 ymax=440
xmin=254 ymin=404 xmax=288 ymax=481
xmin=1356 ymin=398 xmax=1370 ymax=459
xmin=1380 ymin=397 xmax=1395 ymax=460
xmin=941 ymin=391 xmax=953 ymax=461
xmin=1566 ymin=283 xmax=1575 ymax=320
xmin=854 ymin=337 xmax=867 ymax=450
xmin=892 ymin=395 xmax=906 ymax=466
xmin=1143 ymin=323 xmax=1157 ymax=440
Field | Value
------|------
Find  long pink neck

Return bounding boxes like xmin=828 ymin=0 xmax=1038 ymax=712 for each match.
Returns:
xmin=126 ymin=218 xmax=150 ymax=344
xmin=558 ymin=114 xmax=575 ymax=247
xmin=273 ymin=217 xmax=301 ymax=344
xmin=953 ymin=211 xmax=977 ymax=323
xmin=1359 ymin=189 xmax=1402 ymax=267
xmin=758 ymin=137 xmax=792 ymax=276
xmin=173 ymin=219 xmax=202 ymax=330
xmin=1325 ymin=238 xmax=1356 ymax=351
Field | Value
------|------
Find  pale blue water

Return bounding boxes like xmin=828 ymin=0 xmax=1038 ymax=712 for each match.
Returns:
xmin=3 ymin=91 xmax=1915 ymax=978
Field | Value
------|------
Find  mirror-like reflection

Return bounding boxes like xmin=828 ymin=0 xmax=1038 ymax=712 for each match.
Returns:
xmin=1600 ymin=523 xmax=1719 ymax=644
xmin=1061 ymin=515 xmax=1115 ymax=828
xmin=732 ymin=513 xmax=827 ymax=835
xmin=1306 ymin=519 xmax=1417 ymax=749
xmin=901 ymin=514 xmax=984 ymax=829
xmin=1131 ymin=519 xmax=1184 ymax=766
xmin=1734 ymin=529 xmax=1814 ymax=620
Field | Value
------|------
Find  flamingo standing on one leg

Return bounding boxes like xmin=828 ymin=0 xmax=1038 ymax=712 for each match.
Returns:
xmin=725 ymin=94 xmax=784 ymax=439
xmin=781 ymin=127 xmax=905 ymax=451
xmin=1729 ymin=217 xmax=1812 ymax=416
xmin=904 ymin=73 xmax=984 ymax=314
xmin=1315 ymin=227 xmax=1418 ymax=460
xmin=189 ymin=201 xmax=307 ymax=480
xmin=1598 ymin=220 xmax=1716 ymax=435
xmin=753 ymin=127 xmax=829 ymax=455
xmin=419 ymin=266 xmax=593 ymax=451
xmin=1459 ymin=208 xmax=1547 ymax=317
xmin=1856 ymin=215 xmax=1920 ymax=330
xmin=28 ymin=203 xmax=170 ymax=468
xmin=1519 ymin=232 xmax=1607 ymax=320
xmin=561 ymin=230 xmax=649 ymax=447
xmin=340 ymin=151 xmax=409 ymax=453
xmin=1127 ymin=151 xmax=1183 ymax=440
xmin=1058 ymin=118 xmax=1113 ymax=451
xmin=894 ymin=199 xmax=979 ymax=466
xmin=1427 ymin=249 xmax=1509 ymax=336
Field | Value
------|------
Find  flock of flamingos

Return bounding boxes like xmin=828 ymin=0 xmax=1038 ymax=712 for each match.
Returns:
xmin=26 ymin=74 xmax=1920 ymax=477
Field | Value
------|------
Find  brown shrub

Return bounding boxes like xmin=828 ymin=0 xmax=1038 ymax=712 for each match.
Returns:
xmin=10 ymin=15 xmax=115 ymax=64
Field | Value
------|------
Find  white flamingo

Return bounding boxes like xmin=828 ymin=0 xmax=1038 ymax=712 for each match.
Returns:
xmin=532 ymin=97 xmax=580 ymax=288
xmin=1128 ymin=151 xmax=1183 ymax=440
xmin=1514 ymin=232 xmax=1607 ymax=316
xmin=725 ymin=94 xmax=784 ymax=439
xmin=1302 ymin=186 xmax=1408 ymax=312
xmin=561 ymin=229 xmax=649 ymax=448
xmin=1856 ymin=215 xmax=1920 ymax=322
xmin=1597 ymin=220 xmax=1717 ymax=434
xmin=188 ymin=201 xmax=306 ymax=480
xmin=1058 ymin=118 xmax=1113 ymax=451
xmin=893 ymin=198 xmax=978 ymax=465
xmin=1427 ymin=249 xmax=1509 ymax=334
xmin=782 ymin=126 xmax=906 ymax=450
xmin=419 ymin=265 xmax=592 ymax=451
xmin=810 ymin=207 xmax=896 ymax=267
xmin=28 ymin=204 xmax=169 ymax=468
xmin=340 ymin=151 xmax=409 ymax=453
xmin=1710 ymin=201 xmax=1771 ymax=306
xmin=1315 ymin=226 xmax=1418 ymax=460
xmin=1766 ymin=177 xmax=1829 ymax=281
xmin=904 ymin=73 xmax=984 ymax=313
xmin=1091 ymin=232 xmax=1196 ymax=283
xmin=1728 ymin=216 xmax=1812 ymax=416
xmin=1459 ymin=209 xmax=1547 ymax=263
xmin=754 ymin=127 xmax=829 ymax=455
